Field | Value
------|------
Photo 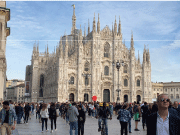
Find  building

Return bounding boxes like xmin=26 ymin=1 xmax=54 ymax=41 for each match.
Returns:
xmin=27 ymin=7 xmax=152 ymax=103
xmin=152 ymin=81 xmax=180 ymax=103
xmin=6 ymin=86 xmax=15 ymax=101
xmin=0 ymin=1 xmax=10 ymax=102
xmin=14 ymin=83 xmax=25 ymax=103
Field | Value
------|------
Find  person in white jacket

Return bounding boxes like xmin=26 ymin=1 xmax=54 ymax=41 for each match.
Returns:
xmin=40 ymin=103 xmax=49 ymax=133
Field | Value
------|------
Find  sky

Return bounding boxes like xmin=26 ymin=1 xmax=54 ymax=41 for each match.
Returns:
xmin=5 ymin=1 xmax=180 ymax=82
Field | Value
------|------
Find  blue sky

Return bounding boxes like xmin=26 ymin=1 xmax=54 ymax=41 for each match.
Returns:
xmin=6 ymin=1 xmax=180 ymax=82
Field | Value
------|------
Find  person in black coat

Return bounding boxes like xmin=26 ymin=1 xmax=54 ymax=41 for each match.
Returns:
xmin=49 ymin=103 xmax=57 ymax=133
xmin=78 ymin=105 xmax=85 ymax=135
xmin=173 ymin=101 xmax=180 ymax=117
xmin=24 ymin=103 xmax=31 ymax=124
xmin=15 ymin=103 xmax=23 ymax=124
xmin=147 ymin=94 xmax=180 ymax=135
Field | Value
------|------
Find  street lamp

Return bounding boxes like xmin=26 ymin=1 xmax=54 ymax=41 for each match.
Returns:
xmin=116 ymin=60 xmax=124 ymax=102
xmin=82 ymin=73 xmax=91 ymax=101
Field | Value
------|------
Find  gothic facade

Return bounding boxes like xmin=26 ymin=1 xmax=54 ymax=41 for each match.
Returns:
xmin=29 ymin=7 xmax=152 ymax=103
xmin=0 ymin=2 xmax=10 ymax=102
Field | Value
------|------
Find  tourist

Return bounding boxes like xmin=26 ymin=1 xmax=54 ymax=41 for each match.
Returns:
xmin=40 ymin=103 xmax=49 ymax=133
xmin=173 ymin=101 xmax=180 ymax=117
xmin=0 ymin=101 xmax=17 ymax=135
xmin=127 ymin=103 xmax=133 ymax=133
xmin=141 ymin=102 xmax=148 ymax=130
xmin=15 ymin=103 xmax=23 ymax=124
xmin=49 ymin=102 xmax=57 ymax=133
xmin=78 ymin=105 xmax=85 ymax=135
xmin=133 ymin=101 xmax=141 ymax=131
xmin=67 ymin=102 xmax=79 ymax=135
xmin=24 ymin=103 xmax=31 ymax=124
xmin=146 ymin=94 xmax=180 ymax=135
xmin=117 ymin=103 xmax=131 ymax=135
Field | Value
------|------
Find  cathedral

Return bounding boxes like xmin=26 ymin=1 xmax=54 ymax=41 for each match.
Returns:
xmin=28 ymin=7 xmax=152 ymax=103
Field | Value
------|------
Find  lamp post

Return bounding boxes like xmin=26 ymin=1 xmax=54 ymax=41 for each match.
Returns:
xmin=116 ymin=60 xmax=124 ymax=102
xmin=82 ymin=73 xmax=91 ymax=102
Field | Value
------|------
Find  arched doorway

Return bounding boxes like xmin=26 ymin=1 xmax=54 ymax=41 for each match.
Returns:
xmin=84 ymin=93 xmax=89 ymax=102
xmin=69 ymin=93 xmax=74 ymax=102
xmin=137 ymin=95 xmax=141 ymax=103
xmin=124 ymin=95 xmax=128 ymax=102
xmin=103 ymin=89 xmax=110 ymax=102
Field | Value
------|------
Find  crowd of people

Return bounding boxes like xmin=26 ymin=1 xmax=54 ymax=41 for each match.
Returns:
xmin=0 ymin=94 xmax=180 ymax=135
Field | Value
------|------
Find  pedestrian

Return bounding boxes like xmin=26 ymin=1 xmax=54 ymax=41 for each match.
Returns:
xmin=49 ymin=102 xmax=57 ymax=133
xmin=15 ymin=103 xmax=23 ymax=124
xmin=40 ymin=103 xmax=49 ymax=133
xmin=173 ymin=101 xmax=180 ymax=117
xmin=127 ymin=103 xmax=133 ymax=133
xmin=0 ymin=101 xmax=17 ymax=135
xmin=78 ymin=105 xmax=85 ymax=135
xmin=24 ymin=103 xmax=31 ymax=124
xmin=141 ymin=102 xmax=148 ymax=130
xmin=133 ymin=101 xmax=141 ymax=131
xmin=117 ymin=103 xmax=131 ymax=135
xmin=146 ymin=94 xmax=180 ymax=135
xmin=67 ymin=102 xmax=79 ymax=135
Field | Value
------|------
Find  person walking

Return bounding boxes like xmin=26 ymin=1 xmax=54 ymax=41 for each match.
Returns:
xmin=49 ymin=102 xmax=57 ymax=133
xmin=147 ymin=94 xmax=180 ymax=135
xmin=127 ymin=103 xmax=133 ymax=133
xmin=133 ymin=102 xmax=141 ymax=131
xmin=78 ymin=105 xmax=85 ymax=135
xmin=0 ymin=101 xmax=17 ymax=135
xmin=141 ymin=102 xmax=148 ymax=130
xmin=40 ymin=103 xmax=49 ymax=133
xmin=15 ymin=103 xmax=23 ymax=124
xmin=24 ymin=103 xmax=31 ymax=124
xmin=117 ymin=103 xmax=131 ymax=135
xmin=67 ymin=102 xmax=79 ymax=135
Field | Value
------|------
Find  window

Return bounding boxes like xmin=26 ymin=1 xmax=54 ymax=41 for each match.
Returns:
xmin=84 ymin=61 xmax=89 ymax=71
xmin=124 ymin=65 xmax=128 ymax=73
xmin=176 ymin=94 xmax=179 ymax=99
xmin=104 ymin=43 xmax=110 ymax=58
xmin=39 ymin=74 xmax=44 ymax=97
xmin=157 ymin=89 xmax=159 ymax=91
xmin=165 ymin=89 xmax=167 ymax=92
xmin=154 ymin=89 xmax=155 ymax=91
xmin=70 ymin=76 xmax=74 ymax=84
xmin=137 ymin=79 xmax=140 ymax=86
xmin=85 ymin=76 xmax=89 ymax=85
xmin=161 ymin=89 xmax=162 ymax=91
xmin=104 ymin=66 xmax=109 ymax=76
xmin=19 ymin=95 xmax=20 ymax=97
xmin=124 ymin=79 xmax=128 ymax=87
xmin=176 ymin=88 xmax=178 ymax=92
xmin=171 ymin=94 xmax=173 ymax=99
xmin=171 ymin=88 xmax=172 ymax=92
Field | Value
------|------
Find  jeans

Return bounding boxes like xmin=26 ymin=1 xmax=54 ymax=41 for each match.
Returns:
xmin=98 ymin=118 xmax=108 ymax=135
xmin=66 ymin=113 xmax=69 ymax=123
xmin=128 ymin=118 xmax=131 ymax=132
xmin=25 ymin=112 xmax=29 ymax=123
xmin=17 ymin=113 xmax=22 ymax=124
xmin=70 ymin=121 xmax=78 ymax=135
xmin=120 ymin=121 xmax=128 ymax=135
xmin=51 ymin=117 xmax=56 ymax=130
xmin=41 ymin=118 xmax=48 ymax=131
xmin=78 ymin=121 xmax=84 ymax=135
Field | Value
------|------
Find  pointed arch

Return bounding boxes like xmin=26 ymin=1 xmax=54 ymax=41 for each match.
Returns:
xmin=104 ymin=42 xmax=110 ymax=58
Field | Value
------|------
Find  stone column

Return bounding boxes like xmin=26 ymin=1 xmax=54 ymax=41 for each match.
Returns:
xmin=1 ymin=22 xmax=5 ymax=52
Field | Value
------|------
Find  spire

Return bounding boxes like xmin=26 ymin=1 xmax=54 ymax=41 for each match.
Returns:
xmin=97 ymin=13 xmax=100 ymax=33
xmin=146 ymin=44 xmax=150 ymax=63
xmin=84 ymin=23 xmax=86 ymax=37
xmin=79 ymin=24 xmax=82 ymax=36
xmin=88 ymin=19 xmax=90 ymax=34
xmin=138 ymin=50 xmax=140 ymax=63
xmin=131 ymin=30 xmax=134 ymax=48
xmin=93 ymin=13 xmax=96 ymax=33
xmin=71 ymin=4 xmax=76 ymax=35
xmin=143 ymin=44 xmax=146 ymax=63
xmin=114 ymin=16 xmax=117 ymax=35
xmin=47 ymin=41 xmax=49 ymax=54
xmin=112 ymin=22 xmax=114 ymax=35
xmin=118 ymin=16 xmax=121 ymax=36
xmin=37 ymin=40 xmax=39 ymax=53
